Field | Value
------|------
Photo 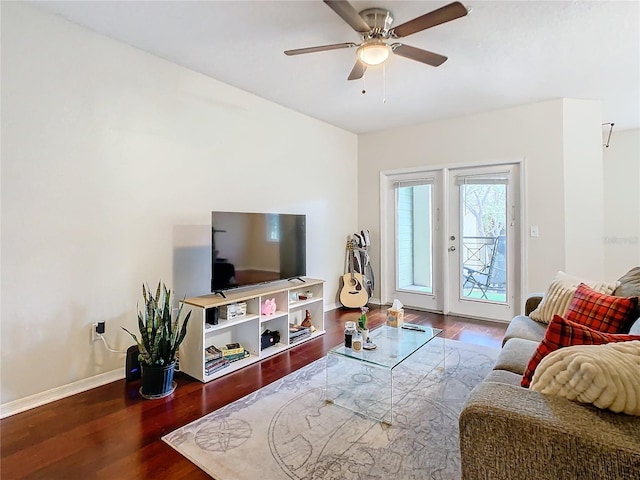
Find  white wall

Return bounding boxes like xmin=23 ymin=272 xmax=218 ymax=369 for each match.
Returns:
xmin=603 ymin=128 xmax=640 ymax=279
xmin=359 ymin=99 xmax=571 ymax=297
xmin=562 ymin=99 xmax=605 ymax=278
xmin=0 ymin=4 xmax=357 ymax=408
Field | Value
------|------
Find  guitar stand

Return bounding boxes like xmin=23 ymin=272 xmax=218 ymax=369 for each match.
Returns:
xmin=344 ymin=232 xmax=375 ymax=298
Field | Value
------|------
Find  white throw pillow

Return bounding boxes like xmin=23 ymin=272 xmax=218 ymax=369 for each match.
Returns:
xmin=530 ymin=341 xmax=640 ymax=416
xmin=529 ymin=271 xmax=617 ymax=324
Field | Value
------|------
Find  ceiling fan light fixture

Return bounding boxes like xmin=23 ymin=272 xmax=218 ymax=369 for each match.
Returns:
xmin=357 ymin=41 xmax=390 ymax=66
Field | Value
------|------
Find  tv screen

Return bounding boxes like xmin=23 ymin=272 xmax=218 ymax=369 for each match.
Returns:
xmin=211 ymin=211 xmax=306 ymax=291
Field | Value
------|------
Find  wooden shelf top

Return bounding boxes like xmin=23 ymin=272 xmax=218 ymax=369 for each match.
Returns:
xmin=182 ymin=277 xmax=324 ymax=309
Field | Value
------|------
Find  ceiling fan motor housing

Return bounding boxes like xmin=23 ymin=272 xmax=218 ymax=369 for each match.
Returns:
xmin=359 ymin=8 xmax=393 ymax=39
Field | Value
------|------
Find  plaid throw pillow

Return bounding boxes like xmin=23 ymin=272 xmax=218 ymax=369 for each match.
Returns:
xmin=566 ymin=283 xmax=638 ymax=333
xmin=521 ymin=315 xmax=640 ymax=388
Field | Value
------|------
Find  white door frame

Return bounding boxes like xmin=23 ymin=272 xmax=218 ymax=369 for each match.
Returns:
xmin=380 ymin=159 xmax=527 ymax=321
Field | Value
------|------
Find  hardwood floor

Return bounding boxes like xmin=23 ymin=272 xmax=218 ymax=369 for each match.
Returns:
xmin=1 ymin=306 xmax=506 ymax=479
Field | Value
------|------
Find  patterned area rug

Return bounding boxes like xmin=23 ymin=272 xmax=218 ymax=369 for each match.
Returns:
xmin=163 ymin=339 xmax=498 ymax=480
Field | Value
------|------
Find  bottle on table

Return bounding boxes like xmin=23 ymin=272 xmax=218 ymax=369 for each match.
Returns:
xmin=344 ymin=321 xmax=356 ymax=348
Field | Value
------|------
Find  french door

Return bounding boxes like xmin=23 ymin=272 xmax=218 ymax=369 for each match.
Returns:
xmin=382 ymin=163 xmax=520 ymax=322
xmin=384 ymin=171 xmax=444 ymax=312
xmin=446 ymin=165 xmax=519 ymax=321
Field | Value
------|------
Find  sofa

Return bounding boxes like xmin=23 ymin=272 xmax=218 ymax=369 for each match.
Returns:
xmin=459 ymin=275 xmax=640 ymax=480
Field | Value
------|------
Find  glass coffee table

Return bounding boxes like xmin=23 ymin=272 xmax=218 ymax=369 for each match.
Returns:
xmin=325 ymin=324 xmax=444 ymax=425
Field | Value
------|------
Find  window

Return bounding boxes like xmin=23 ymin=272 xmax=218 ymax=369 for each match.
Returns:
xmin=266 ymin=214 xmax=280 ymax=242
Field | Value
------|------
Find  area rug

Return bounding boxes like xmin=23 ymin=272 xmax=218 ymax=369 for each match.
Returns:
xmin=163 ymin=338 xmax=498 ymax=480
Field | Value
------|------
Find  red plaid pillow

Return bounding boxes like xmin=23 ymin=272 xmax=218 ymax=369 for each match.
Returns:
xmin=521 ymin=315 xmax=640 ymax=388
xmin=566 ymin=283 xmax=638 ymax=333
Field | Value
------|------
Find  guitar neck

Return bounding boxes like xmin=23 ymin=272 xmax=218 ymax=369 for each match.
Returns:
xmin=349 ymin=247 xmax=355 ymax=280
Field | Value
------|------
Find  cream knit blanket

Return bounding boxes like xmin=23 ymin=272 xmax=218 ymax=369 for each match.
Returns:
xmin=530 ymin=340 xmax=640 ymax=415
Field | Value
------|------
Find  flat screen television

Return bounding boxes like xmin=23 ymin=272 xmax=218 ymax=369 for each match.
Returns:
xmin=211 ymin=211 xmax=306 ymax=292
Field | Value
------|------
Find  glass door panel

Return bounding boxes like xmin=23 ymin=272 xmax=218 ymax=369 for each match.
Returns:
xmin=396 ymin=184 xmax=433 ymax=294
xmin=460 ymin=182 xmax=507 ymax=303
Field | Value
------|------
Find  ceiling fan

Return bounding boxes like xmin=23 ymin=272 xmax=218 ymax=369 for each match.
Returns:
xmin=285 ymin=1 xmax=469 ymax=80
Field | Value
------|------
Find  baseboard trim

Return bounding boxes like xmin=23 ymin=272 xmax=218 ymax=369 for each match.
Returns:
xmin=324 ymin=302 xmax=339 ymax=311
xmin=324 ymin=298 xmax=382 ymax=312
xmin=0 ymin=368 xmax=124 ymax=419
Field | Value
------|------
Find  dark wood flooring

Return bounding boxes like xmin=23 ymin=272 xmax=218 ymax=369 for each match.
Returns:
xmin=0 ymin=306 xmax=506 ymax=479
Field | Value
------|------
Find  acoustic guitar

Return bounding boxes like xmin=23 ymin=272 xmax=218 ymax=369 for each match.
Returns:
xmin=339 ymin=239 xmax=369 ymax=308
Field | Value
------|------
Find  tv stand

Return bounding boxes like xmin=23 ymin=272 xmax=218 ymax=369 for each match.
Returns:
xmin=179 ymin=278 xmax=325 ymax=383
xmin=288 ymin=277 xmax=306 ymax=283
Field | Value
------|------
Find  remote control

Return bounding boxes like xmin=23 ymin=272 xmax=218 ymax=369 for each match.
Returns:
xmin=401 ymin=325 xmax=426 ymax=332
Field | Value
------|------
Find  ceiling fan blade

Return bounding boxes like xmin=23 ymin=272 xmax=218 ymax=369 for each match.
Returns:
xmin=392 ymin=44 xmax=448 ymax=67
xmin=284 ymin=42 xmax=356 ymax=56
xmin=391 ymin=1 xmax=468 ymax=38
xmin=323 ymin=0 xmax=371 ymax=33
xmin=347 ymin=59 xmax=367 ymax=80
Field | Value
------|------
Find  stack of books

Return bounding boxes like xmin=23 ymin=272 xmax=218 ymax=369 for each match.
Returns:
xmin=221 ymin=343 xmax=250 ymax=363
xmin=289 ymin=324 xmax=311 ymax=343
xmin=205 ymin=345 xmax=228 ymax=375
xmin=204 ymin=343 xmax=251 ymax=376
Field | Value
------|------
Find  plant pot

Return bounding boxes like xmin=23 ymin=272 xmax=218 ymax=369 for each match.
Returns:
xmin=140 ymin=362 xmax=177 ymax=399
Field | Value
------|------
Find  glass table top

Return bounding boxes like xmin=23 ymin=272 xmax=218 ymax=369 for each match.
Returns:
xmin=329 ymin=324 xmax=443 ymax=370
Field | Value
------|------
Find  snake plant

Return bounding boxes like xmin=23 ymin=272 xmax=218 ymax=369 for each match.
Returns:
xmin=122 ymin=282 xmax=191 ymax=367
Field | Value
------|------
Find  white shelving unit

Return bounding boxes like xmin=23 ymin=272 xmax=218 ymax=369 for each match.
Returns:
xmin=179 ymin=278 xmax=324 ymax=382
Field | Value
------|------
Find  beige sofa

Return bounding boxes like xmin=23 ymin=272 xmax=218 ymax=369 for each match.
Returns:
xmin=459 ymin=293 xmax=640 ymax=480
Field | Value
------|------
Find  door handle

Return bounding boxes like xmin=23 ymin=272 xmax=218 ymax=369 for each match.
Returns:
xmin=448 ymin=246 xmax=456 ymax=252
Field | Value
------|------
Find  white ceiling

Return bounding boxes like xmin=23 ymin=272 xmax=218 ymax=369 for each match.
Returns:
xmin=28 ymin=0 xmax=640 ymax=134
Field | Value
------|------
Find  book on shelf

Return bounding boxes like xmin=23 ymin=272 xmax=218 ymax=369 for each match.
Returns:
xmin=290 ymin=332 xmax=311 ymax=343
xmin=205 ymin=356 xmax=227 ymax=367
xmin=289 ymin=324 xmax=311 ymax=339
xmin=205 ymin=358 xmax=229 ymax=375
xmin=226 ymin=350 xmax=250 ymax=362
xmin=289 ymin=324 xmax=310 ymax=333
xmin=221 ymin=343 xmax=245 ymax=356
xmin=205 ymin=345 xmax=223 ymax=361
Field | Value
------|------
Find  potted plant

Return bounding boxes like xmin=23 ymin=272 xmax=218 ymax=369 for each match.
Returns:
xmin=123 ymin=282 xmax=191 ymax=399
xmin=358 ymin=306 xmax=369 ymax=342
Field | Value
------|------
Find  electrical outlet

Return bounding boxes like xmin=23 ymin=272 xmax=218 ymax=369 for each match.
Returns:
xmin=91 ymin=323 xmax=99 ymax=342
xmin=91 ymin=322 xmax=105 ymax=342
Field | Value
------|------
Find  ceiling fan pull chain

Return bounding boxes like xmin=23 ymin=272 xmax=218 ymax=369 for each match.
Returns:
xmin=361 ymin=74 xmax=366 ymax=95
xmin=382 ymin=62 xmax=387 ymax=104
